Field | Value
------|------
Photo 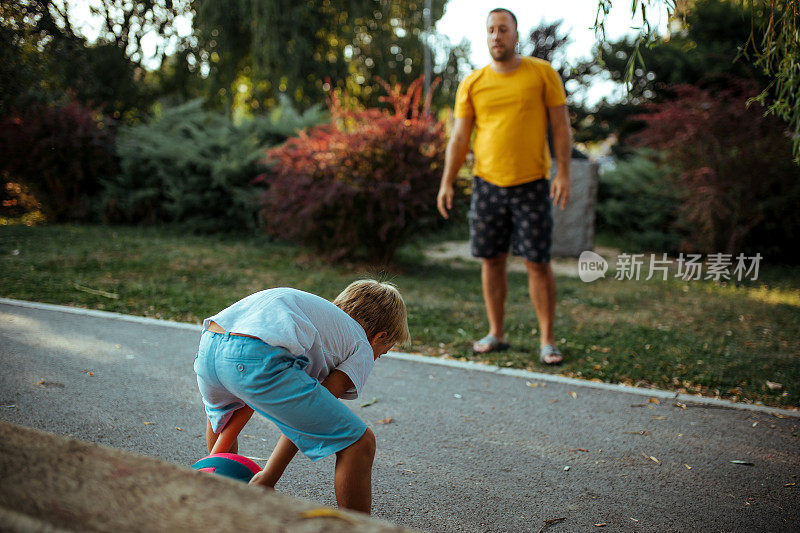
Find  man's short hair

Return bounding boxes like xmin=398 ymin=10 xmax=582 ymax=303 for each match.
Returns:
xmin=334 ymin=279 xmax=411 ymax=347
xmin=488 ymin=8 xmax=518 ymax=30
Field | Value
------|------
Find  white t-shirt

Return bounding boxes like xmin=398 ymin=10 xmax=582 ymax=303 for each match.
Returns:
xmin=203 ymin=288 xmax=374 ymax=400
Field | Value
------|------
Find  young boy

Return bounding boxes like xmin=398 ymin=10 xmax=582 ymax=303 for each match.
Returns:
xmin=193 ymin=280 xmax=409 ymax=514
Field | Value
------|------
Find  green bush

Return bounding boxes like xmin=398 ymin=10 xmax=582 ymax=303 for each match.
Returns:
xmin=596 ymin=150 xmax=683 ymax=252
xmin=240 ymin=94 xmax=329 ymax=147
xmin=103 ymin=98 xmax=326 ymax=232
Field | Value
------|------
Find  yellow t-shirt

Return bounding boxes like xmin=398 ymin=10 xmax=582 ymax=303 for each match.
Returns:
xmin=454 ymin=56 xmax=567 ymax=187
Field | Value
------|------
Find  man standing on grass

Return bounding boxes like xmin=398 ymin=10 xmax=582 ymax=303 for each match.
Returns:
xmin=436 ymin=7 xmax=572 ymax=364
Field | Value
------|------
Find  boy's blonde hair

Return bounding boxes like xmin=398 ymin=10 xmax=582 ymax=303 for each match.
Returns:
xmin=334 ymin=279 xmax=410 ymax=347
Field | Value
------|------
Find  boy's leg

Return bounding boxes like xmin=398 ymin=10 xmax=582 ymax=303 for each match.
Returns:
xmin=333 ymin=428 xmax=376 ymax=514
xmin=205 ymin=405 xmax=254 ymax=454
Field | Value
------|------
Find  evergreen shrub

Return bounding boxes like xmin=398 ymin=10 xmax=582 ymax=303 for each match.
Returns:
xmin=105 ymin=98 xmax=326 ymax=232
xmin=258 ymin=78 xmax=447 ymax=263
xmin=0 ymin=101 xmax=116 ymax=222
xmin=596 ymin=150 xmax=683 ymax=252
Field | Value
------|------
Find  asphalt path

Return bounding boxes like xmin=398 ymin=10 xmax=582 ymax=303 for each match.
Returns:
xmin=1 ymin=300 xmax=798 ymax=532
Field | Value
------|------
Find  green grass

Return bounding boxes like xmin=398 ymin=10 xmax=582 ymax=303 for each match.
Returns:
xmin=2 ymin=224 xmax=799 ymax=408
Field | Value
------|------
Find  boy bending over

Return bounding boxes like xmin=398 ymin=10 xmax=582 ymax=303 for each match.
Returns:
xmin=193 ymin=280 xmax=409 ymax=514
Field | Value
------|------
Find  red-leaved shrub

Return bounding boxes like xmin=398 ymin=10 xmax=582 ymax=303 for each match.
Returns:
xmin=258 ymin=77 xmax=446 ymax=262
xmin=633 ymin=80 xmax=800 ymax=260
xmin=0 ymin=101 xmax=116 ymax=222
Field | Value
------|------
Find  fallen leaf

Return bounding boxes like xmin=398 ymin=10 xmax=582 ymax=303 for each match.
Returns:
xmin=526 ymin=381 xmax=545 ymax=387
xmin=299 ymin=508 xmax=359 ymax=524
xmin=453 ymin=394 xmax=462 ymax=399
xmin=685 ymin=464 xmax=692 ymax=470
xmin=648 ymin=398 xmax=660 ymax=405
xmin=674 ymin=402 xmax=687 ymax=410
xmin=570 ymin=448 xmax=589 ymax=452
xmin=730 ymin=460 xmax=755 ymax=466
xmin=568 ymin=391 xmax=578 ymax=399
xmin=403 ymin=469 xmax=417 ymax=474
xmin=652 ymin=416 xmax=667 ymax=420
xmin=771 ymin=412 xmax=787 ymax=419
xmin=549 ymin=399 xmax=558 ymax=403
xmin=623 ymin=430 xmax=649 ymax=436
xmin=175 ymin=427 xmax=183 ymax=431
xmin=360 ymin=397 xmax=378 ymax=408
xmin=644 ymin=454 xmax=661 ymax=465
xmin=765 ymin=381 xmax=783 ymax=390
xmin=537 ymin=517 xmax=566 ymax=533
xmin=34 ymin=380 xmax=65 ymax=389
xmin=73 ymin=283 xmax=119 ymax=299
xmin=377 ymin=417 xmax=393 ymax=424
xmin=563 ymin=466 xmax=570 ymax=471
xmin=594 ymin=523 xmax=607 ymax=527
xmin=630 ymin=518 xmax=639 ymax=522
xmin=143 ymin=421 xmax=153 ymax=425
xmin=785 ymin=483 xmax=796 ymax=487
xmin=752 ymin=422 xmax=758 ymax=427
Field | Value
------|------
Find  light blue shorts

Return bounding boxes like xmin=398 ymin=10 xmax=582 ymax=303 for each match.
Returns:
xmin=194 ymin=330 xmax=367 ymax=461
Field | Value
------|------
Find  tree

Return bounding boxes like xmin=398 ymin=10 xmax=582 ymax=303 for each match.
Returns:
xmin=575 ymin=0 xmax=768 ymax=153
xmin=593 ymin=0 xmax=800 ymax=160
xmin=192 ymin=0 xmax=467 ymax=112
xmin=1 ymin=1 xmax=191 ymax=121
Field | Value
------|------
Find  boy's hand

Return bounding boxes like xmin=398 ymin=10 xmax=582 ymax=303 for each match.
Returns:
xmin=321 ymin=370 xmax=354 ymax=398
xmin=248 ymin=470 xmax=276 ymax=489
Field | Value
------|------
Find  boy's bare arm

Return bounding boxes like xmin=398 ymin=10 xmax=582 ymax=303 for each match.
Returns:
xmin=321 ymin=369 xmax=355 ymax=399
xmin=251 ymin=434 xmax=298 ymax=488
xmin=250 ymin=370 xmax=355 ymax=488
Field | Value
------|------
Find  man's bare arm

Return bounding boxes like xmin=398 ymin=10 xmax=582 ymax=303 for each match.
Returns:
xmin=437 ymin=116 xmax=474 ymax=219
xmin=547 ymin=104 xmax=572 ymax=210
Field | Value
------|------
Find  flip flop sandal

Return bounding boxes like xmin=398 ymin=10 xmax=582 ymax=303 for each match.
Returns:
xmin=473 ymin=334 xmax=510 ymax=354
xmin=539 ymin=344 xmax=564 ymax=365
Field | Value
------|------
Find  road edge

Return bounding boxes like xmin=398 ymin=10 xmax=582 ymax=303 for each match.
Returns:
xmin=2 ymin=297 xmax=797 ymax=418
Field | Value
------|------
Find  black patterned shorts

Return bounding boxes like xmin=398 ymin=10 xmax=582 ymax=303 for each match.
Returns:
xmin=469 ymin=176 xmax=552 ymax=263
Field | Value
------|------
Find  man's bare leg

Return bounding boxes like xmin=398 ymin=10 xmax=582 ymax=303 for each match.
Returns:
xmin=334 ymin=428 xmax=376 ymax=514
xmin=480 ymin=254 xmax=508 ymax=342
xmin=525 ymin=260 xmax=561 ymax=363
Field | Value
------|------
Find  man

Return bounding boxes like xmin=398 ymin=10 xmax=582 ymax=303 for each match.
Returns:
xmin=436 ymin=7 xmax=572 ymax=364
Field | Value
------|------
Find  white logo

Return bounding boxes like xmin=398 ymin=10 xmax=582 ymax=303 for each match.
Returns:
xmin=578 ymin=251 xmax=608 ymax=282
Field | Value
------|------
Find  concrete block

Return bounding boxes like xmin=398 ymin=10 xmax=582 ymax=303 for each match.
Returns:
xmin=551 ymin=158 xmax=599 ymax=257
xmin=0 ymin=421 xmax=417 ymax=533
